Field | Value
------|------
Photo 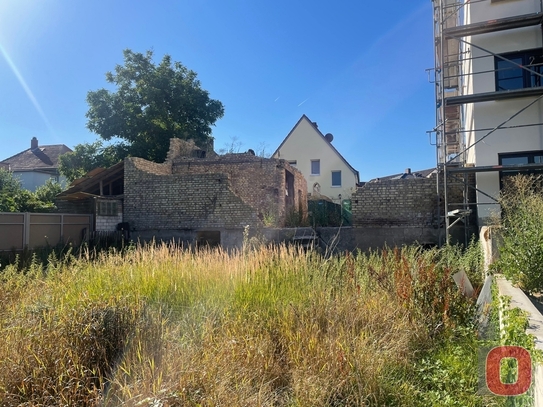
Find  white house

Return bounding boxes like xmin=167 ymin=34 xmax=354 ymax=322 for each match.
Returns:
xmin=272 ymin=115 xmax=359 ymax=202
xmin=434 ymin=0 xmax=543 ymax=227
xmin=0 ymin=137 xmax=72 ymax=191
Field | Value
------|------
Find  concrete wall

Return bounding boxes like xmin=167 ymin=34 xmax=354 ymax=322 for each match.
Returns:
xmin=130 ymin=226 xmax=440 ymax=253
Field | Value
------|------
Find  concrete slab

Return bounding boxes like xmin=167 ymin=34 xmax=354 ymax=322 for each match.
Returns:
xmin=496 ymin=277 xmax=543 ymax=351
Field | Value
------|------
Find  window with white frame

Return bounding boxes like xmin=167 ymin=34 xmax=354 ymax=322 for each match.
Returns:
xmin=331 ymin=170 xmax=341 ymax=187
xmin=288 ymin=160 xmax=297 ymax=168
xmin=310 ymin=159 xmax=320 ymax=175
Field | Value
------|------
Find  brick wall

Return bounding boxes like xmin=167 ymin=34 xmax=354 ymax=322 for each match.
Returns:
xmin=352 ymin=172 xmax=476 ymax=228
xmin=124 ymin=158 xmax=262 ymax=230
xmin=352 ymin=178 xmax=438 ymax=227
xmin=171 ymin=154 xmax=307 ymax=225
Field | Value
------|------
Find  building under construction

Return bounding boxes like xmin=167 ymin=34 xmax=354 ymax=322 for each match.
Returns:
xmin=432 ymin=0 xmax=543 ymax=243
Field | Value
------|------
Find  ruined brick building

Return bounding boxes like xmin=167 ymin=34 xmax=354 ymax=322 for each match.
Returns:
xmin=58 ymin=139 xmax=307 ymax=247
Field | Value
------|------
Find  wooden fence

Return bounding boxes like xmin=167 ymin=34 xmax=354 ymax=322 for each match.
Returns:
xmin=0 ymin=212 xmax=93 ymax=251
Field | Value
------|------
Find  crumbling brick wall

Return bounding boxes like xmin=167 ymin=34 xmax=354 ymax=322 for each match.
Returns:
xmin=123 ymin=137 xmax=308 ymax=231
xmin=170 ymin=154 xmax=307 ymax=225
xmin=124 ymin=158 xmax=262 ymax=230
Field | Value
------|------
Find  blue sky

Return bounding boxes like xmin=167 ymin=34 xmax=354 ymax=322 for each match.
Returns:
xmin=0 ymin=0 xmax=436 ymax=181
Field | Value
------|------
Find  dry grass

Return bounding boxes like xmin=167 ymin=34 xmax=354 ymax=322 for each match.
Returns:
xmin=0 ymin=242 xmax=484 ymax=406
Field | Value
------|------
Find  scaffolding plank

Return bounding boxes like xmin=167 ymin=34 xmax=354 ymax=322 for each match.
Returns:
xmin=445 ymin=86 xmax=543 ymax=105
xmin=448 ymin=163 xmax=543 ymax=173
xmin=444 ymin=13 xmax=542 ymax=38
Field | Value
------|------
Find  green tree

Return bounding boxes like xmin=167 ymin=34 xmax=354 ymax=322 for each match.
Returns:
xmin=0 ymin=168 xmax=21 ymax=212
xmin=85 ymin=49 xmax=224 ymax=163
xmin=0 ymin=169 xmax=62 ymax=212
xmin=58 ymin=141 xmax=123 ymax=182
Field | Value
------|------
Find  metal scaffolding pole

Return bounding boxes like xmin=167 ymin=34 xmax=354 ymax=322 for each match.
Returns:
xmin=431 ymin=0 xmax=543 ymax=245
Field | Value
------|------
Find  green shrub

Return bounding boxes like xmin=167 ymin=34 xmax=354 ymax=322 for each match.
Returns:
xmin=495 ymin=175 xmax=543 ymax=293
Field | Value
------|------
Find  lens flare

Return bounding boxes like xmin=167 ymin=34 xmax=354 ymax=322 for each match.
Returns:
xmin=0 ymin=42 xmax=55 ymax=135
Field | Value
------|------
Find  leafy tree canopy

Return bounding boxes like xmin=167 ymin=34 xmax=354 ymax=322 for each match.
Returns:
xmin=85 ymin=49 xmax=224 ymax=163
xmin=58 ymin=141 xmax=124 ymax=183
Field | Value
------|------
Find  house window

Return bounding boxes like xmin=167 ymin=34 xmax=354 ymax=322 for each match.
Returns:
xmin=495 ymin=49 xmax=543 ymax=91
xmin=288 ymin=160 xmax=297 ymax=168
xmin=97 ymin=201 xmax=118 ymax=216
xmin=499 ymin=151 xmax=543 ymax=187
xmin=331 ymin=170 xmax=341 ymax=187
xmin=311 ymin=160 xmax=320 ymax=175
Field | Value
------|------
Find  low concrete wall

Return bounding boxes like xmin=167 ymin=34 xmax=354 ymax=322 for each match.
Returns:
xmin=353 ymin=226 xmax=440 ymax=250
xmin=130 ymin=225 xmax=444 ymax=253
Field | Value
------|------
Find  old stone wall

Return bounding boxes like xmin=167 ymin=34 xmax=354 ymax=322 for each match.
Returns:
xmin=124 ymin=158 xmax=261 ymax=230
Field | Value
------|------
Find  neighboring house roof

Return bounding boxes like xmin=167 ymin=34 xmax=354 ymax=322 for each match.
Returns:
xmin=1 ymin=137 xmax=72 ymax=172
xmin=369 ymin=168 xmax=436 ymax=182
xmin=273 ymin=115 xmax=360 ymax=183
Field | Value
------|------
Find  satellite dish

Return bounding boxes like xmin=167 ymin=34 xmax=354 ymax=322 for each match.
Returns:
xmin=324 ymin=133 xmax=334 ymax=143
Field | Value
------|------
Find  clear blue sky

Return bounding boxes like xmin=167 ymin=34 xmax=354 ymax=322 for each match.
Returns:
xmin=0 ymin=0 xmax=436 ymax=181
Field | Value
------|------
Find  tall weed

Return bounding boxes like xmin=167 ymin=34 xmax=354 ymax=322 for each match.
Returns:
xmin=0 ymin=242 xmax=488 ymax=406
xmin=495 ymin=175 xmax=543 ymax=293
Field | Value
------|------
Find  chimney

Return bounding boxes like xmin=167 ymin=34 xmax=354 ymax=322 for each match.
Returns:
xmin=31 ymin=137 xmax=38 ymax=150
xmin=405 ymin=168 xmax=411 ymax=175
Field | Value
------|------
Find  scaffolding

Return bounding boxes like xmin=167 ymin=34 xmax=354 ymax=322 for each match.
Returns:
xmin=431 ymin=0 xmax=543 ymax=245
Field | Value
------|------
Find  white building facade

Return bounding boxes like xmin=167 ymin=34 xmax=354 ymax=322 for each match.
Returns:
xmin=434 ymin=0 xmax=543 ymax=227
xmin=272 ymin=115 xmax=359 ymax=202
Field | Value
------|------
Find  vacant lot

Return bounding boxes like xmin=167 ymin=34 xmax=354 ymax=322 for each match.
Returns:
xmin=0 ymin=242 xmax=500 ymax=406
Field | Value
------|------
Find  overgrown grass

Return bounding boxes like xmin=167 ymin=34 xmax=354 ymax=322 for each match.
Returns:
xmin=0 ymin=240 xmax=500 ymax=406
